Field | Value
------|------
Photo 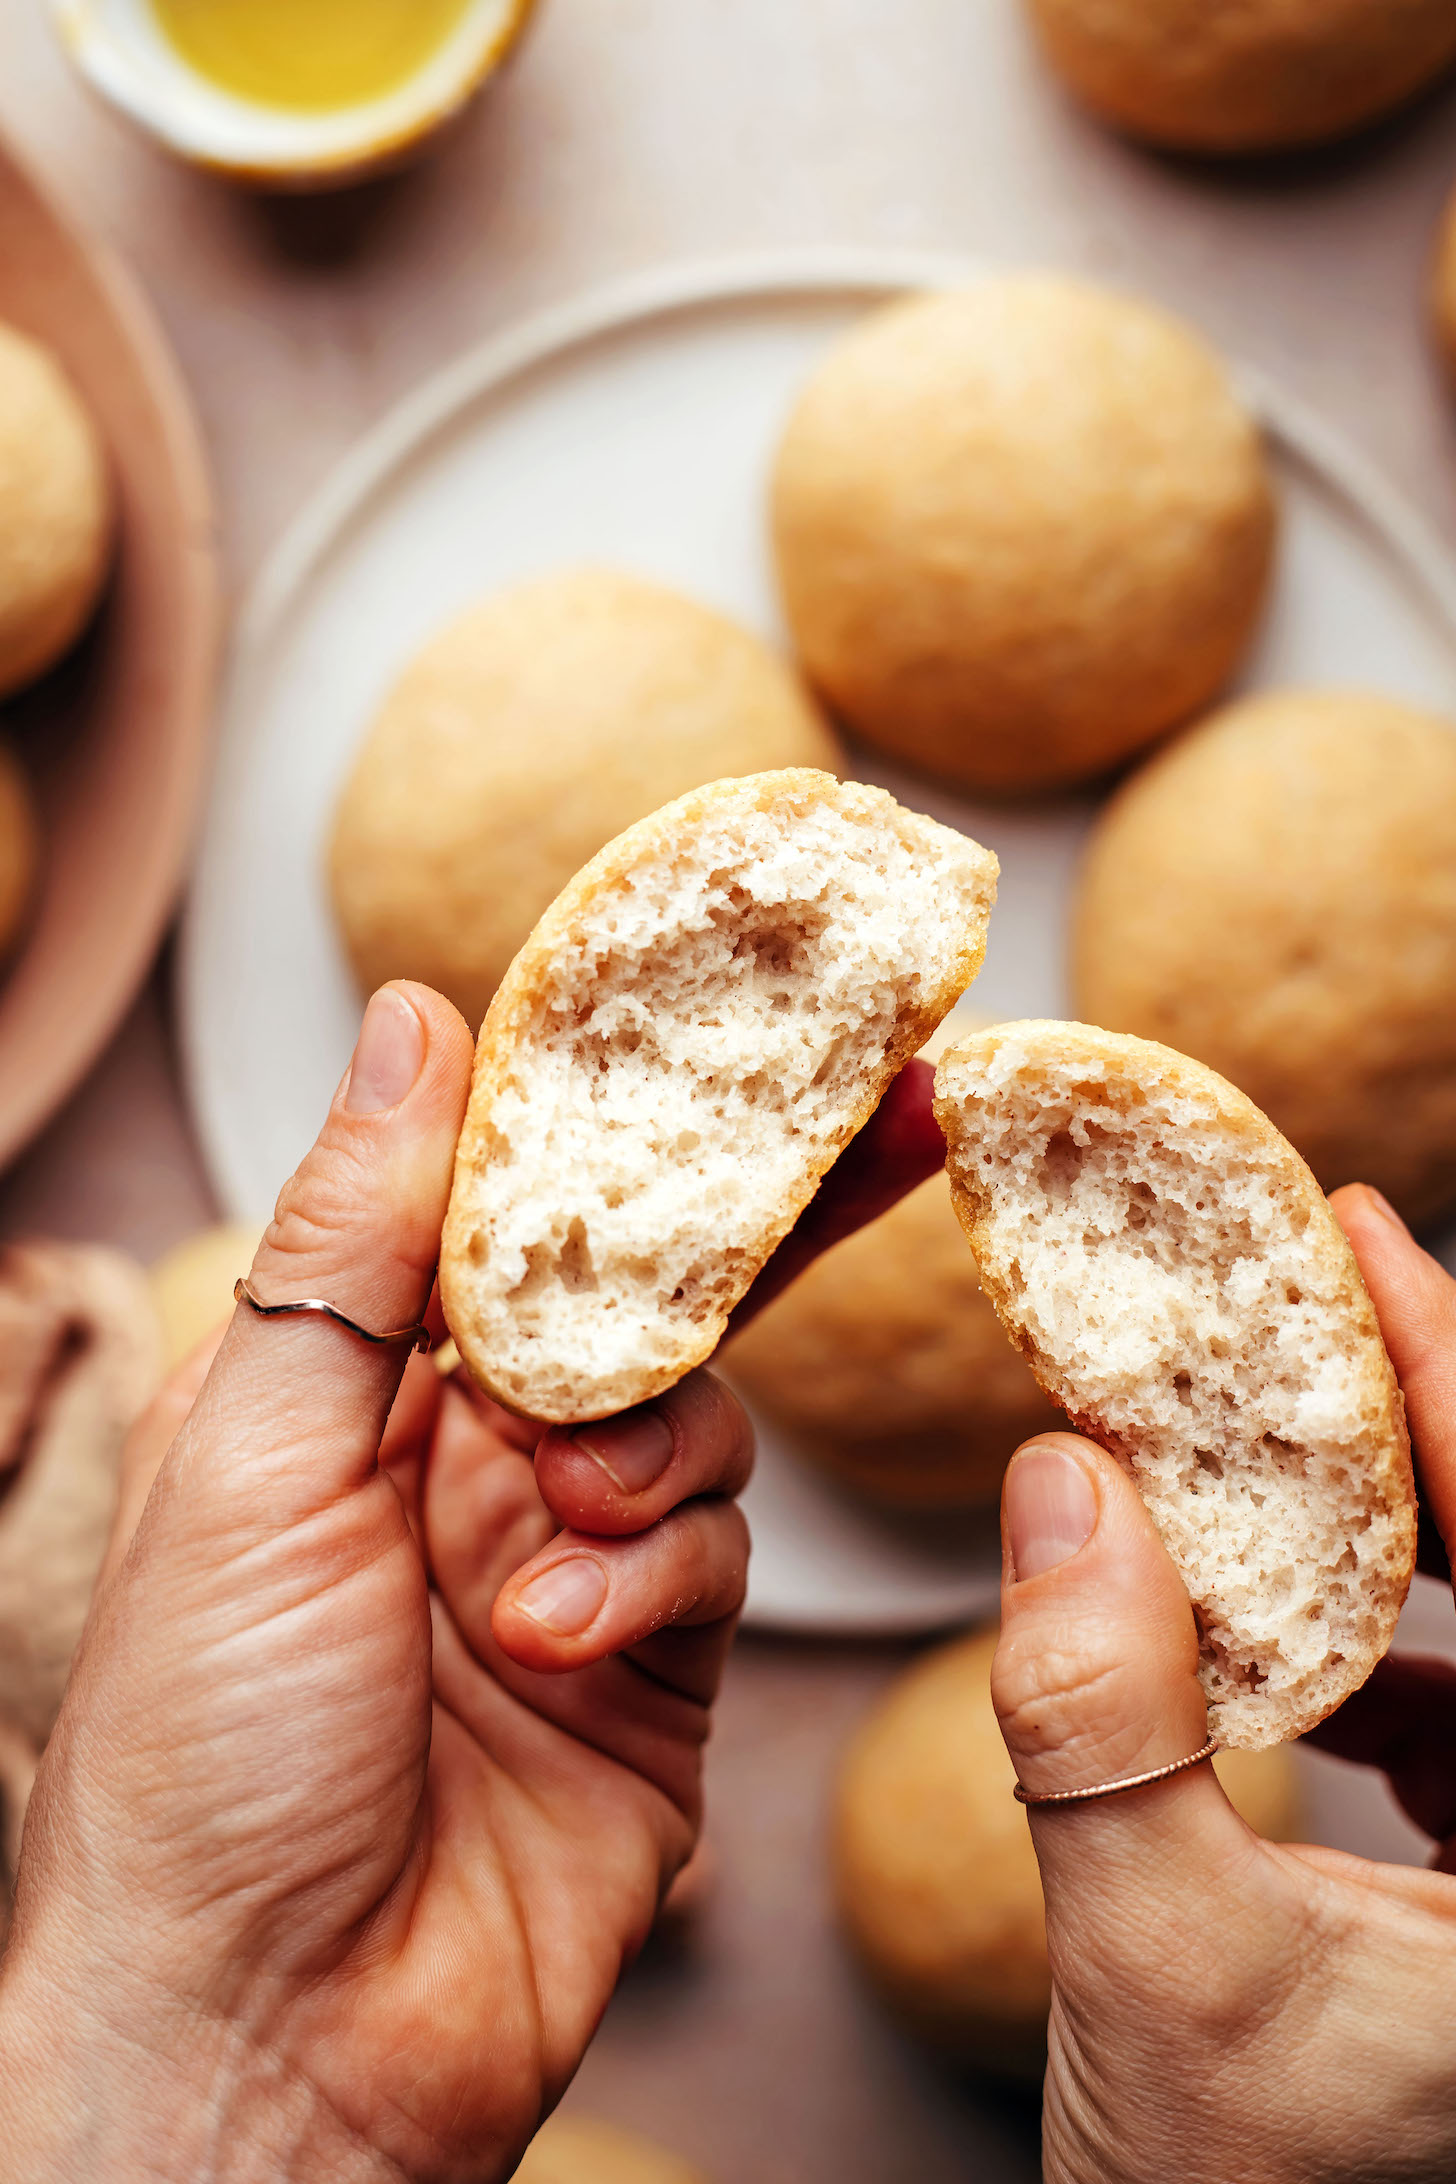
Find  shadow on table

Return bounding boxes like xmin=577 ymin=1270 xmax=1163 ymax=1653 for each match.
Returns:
xmin=1127 ymin=67 xmax=1456 ymax=200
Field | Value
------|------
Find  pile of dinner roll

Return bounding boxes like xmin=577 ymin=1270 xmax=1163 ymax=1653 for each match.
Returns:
xmin=0 ymin=320 xmax=113 ymax=971
xmin=327 ymin=262 xmax=1456 ymax=1536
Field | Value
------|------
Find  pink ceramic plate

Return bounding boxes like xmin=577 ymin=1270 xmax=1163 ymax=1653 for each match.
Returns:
xmin=0 ymin=133 xmax=217 ymax=1167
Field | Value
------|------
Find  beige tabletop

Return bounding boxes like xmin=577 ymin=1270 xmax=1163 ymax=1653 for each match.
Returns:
xmin=4 ymin=5 xmax=1456 ymax=2178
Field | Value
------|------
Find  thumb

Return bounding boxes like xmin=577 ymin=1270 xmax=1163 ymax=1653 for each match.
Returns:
xmin=146 ymin=982 xmax=473 ymax=1549
xmin=992 ymin=1433 xmax=1257 ymax=1946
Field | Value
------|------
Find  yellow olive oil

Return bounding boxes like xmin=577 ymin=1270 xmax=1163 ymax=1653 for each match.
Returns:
xmin=150 ymin=0 xmax=477 ymax=112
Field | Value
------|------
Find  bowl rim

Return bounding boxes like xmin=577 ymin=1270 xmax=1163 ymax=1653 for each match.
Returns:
xmin=49 ymin=0 xmax=537 ymax=184
xmin=0 ymin=131 xmax=220 ymax=1169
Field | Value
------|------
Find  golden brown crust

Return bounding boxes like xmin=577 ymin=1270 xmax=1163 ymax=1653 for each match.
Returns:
xmin=934 ymin=1022 xmax=1417 ymax=1743
xmin=771 ymin=278 xmax=1274 ymax=795
xmin=442 ymin=769 xmax=995 ymax=1420
xmin=1028 ymin=0 xmax=1456 ymax=155
xmin=1072 ymin=689 xmax=1456 ymax=1227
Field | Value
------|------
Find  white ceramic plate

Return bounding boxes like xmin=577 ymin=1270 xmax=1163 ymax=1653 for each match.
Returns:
xmin=180 ymin=249 xmax=1456 ymax=1636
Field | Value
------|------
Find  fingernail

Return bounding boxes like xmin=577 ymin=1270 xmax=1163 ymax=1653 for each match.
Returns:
xmin=345 ymin=989 xmax=425 ymax=1116
xmin=571 ymin=1407 xmax=675 ymax=1494
xmin=1364 ymin=1186 xmax=1410 ymax=1235
xmin=1006 ymin=1445 xmax=1098 ymax=1581
xmin=514 ymin=1556 xmax=608 ymax=1635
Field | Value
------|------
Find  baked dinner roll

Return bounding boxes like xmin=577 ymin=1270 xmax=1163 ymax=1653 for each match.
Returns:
xmin=329 ymin=568 xmax=841 ymax=1029
xmin=0 ymin=321 xmax=112 ymax=700
xmin=150 ymin=1223 xmax=265 ymax=1370
xmin=834 ymin=1626 xmax=1302 ymax=2075
xmin=771 ymin=278 xmax=1275 ymax=795
xmin=723 ymin=1170 xmax=1060 ymax=1508
xmin=515 ymin=2115 xmax=709 ymax=2184
xmin=1026 ymin=0 xmax=1456 ymax=155
xmin=934 ymin=1022 xmax=1416 ymax=1748
xmin=441 ymin=770 xmax=997 ymax=1423
xmin=1073 ymin=689 xmax=1456 ymax=1228
xmin=0 ymin=747 xmax=38 ymax=964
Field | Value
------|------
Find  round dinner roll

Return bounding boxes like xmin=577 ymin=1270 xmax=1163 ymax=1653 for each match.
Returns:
xmin=329 ymin=569 xmax=842 ymax=1029
xmin=1073 ymin=690 xmax=1456 ymax=1228
xmin=1431 ymin=182 xmax=1456 ymax=390
xmin=0 ymin=322 xmax=112 ymax=701
xmin=1026 ymin=0 xmax=1456 ymax=155
xmin=0 ymin=747 xmax=38 ymax=963
xmin=771 ymin=278 xmax=1275 ymax=795
xmin=723 ymin=1014 xmax=1058 ymax=1509
xmin=514 ymin=2115 xmax=710 ymax=2184
xmin=834 ymin=1627 xmax=1302 ymax=2074
xmin=151 ymin=1223 xmax=265 ymax=1370
xmin=723 ymin=1176 xmax=1060 ymax=1511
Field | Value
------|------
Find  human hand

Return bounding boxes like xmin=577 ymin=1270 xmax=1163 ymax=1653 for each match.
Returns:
xmin=990 ymin=1183 xmax=1456 ymax=2184
xmin=0 ymin=984 xmax=943 ymax=2184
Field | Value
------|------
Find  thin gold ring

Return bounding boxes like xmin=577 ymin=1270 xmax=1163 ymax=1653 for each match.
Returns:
xmin=1014 ymin=1735 xmax=1220 ymax=1807
xmin=233 ymin=1277 xmax=432 ymax=1355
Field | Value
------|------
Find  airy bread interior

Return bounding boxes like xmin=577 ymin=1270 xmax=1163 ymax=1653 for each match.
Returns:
xmin=935 ymin=1021 xmax=1415 ymax=1748
xmin=443 ymin=771 xmax=997 ymax=1423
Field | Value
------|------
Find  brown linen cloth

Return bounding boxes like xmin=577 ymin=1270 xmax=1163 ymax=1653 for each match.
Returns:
xmin=0 ymin=1243 xmax=161 ymax=1938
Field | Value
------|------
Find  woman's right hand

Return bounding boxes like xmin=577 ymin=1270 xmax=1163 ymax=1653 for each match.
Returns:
xmin=991 ymin=1183 xmax=1456 ymax=2184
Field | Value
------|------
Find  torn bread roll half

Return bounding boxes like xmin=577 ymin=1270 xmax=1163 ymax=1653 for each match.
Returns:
xmin=441 ymin=770 xmax=998 ymax=1423
xmin=933 ymin=1021 xmax=1416 ymax=1749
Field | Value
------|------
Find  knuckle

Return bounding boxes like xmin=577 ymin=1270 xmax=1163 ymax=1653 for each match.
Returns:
xmin=664 ymin=1370 xmax=756 ymax=1482
xmin=992 ymin=1624 xmax=1136 ymax=1767
xmin=702 ymin=1500 xmax=751 ymax=1598
xmin=267 ymin=1141 xmax=370 ymax=1263
xmin=660 ymin=1499 xmax=749 ymax=1618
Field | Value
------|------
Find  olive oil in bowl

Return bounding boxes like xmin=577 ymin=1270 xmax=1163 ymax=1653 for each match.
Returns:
xmin=149 ymin=0 xmax=476 ymax=112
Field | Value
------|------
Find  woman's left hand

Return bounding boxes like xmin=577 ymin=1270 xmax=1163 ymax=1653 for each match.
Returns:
xmin=0 ymin=981 xmax=940 ymax=2184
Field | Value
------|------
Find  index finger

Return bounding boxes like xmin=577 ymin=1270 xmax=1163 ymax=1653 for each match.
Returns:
xmin=532 ymin=1368 xmax=754 ymax=1537
xmin=1332 ymin=1183 xmax=1456 ymax=1582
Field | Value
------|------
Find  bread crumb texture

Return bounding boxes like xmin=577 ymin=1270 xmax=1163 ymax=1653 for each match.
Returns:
xmin=442 ymin=770 xmax=997 ymax=1423
xmin=935 ymin=1022 xmax=1415 ymax=1748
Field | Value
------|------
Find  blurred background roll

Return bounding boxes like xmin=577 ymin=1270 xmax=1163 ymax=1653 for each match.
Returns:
xmin=515 ymin=2114 xmax=711 ymax=2184
xmin=151 ymin=1222 xmax=265 ymax=1370
xmin=1025 ymin=0 xmax=1456 ymax=155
